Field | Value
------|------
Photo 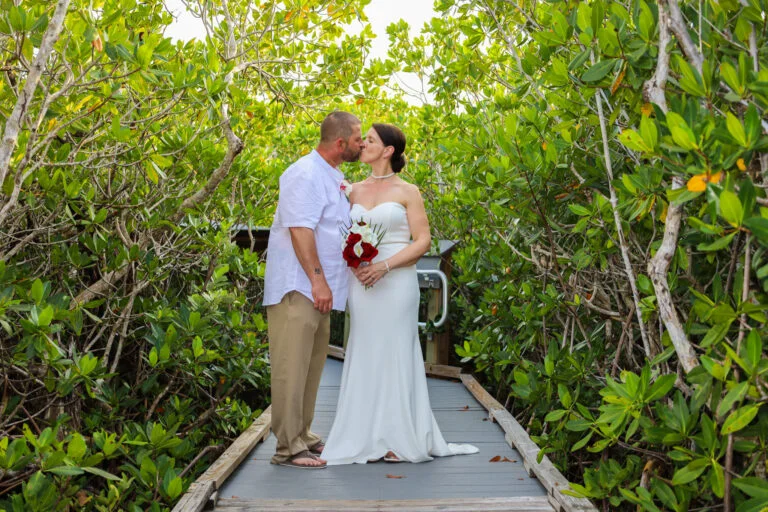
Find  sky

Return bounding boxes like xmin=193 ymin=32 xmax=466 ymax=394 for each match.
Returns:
xmin=163 ymin=0 xmax=436 ymax=103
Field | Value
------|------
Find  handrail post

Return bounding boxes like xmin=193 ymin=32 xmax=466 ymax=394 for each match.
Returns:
xmin=417 ymin=269 xmax=448 ymax=329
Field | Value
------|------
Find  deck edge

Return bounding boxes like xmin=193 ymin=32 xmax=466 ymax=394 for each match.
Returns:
xmin=459 ymin=374 xmax=598 ymax=512
xmin=172 ymin=406 xmax=272 ymax=512
xmin=214 ymin=496 xmax=554 ymax=510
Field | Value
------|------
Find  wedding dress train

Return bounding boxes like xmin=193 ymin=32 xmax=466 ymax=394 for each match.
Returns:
xmin=323 ymin=201 xmax=478 ymax=465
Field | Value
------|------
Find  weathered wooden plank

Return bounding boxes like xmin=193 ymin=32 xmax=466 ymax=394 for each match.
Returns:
xmin=459 ymin=374 xmax=505 ymax=414
xmin=208 ymin=490 xmax=219 ymax=509
xmin=424 ymin=363 xmax=462 ymax=379
xmin=197 ymin=406 xmax=272 ymax=489
xmin=328 ymin=344 xmax=345 ymax=360
xmin=217 ymin=359 xmax=550 ymax=505
xmin=460 ymin=375 xmax=597 ymax=512
xmin=548 ymin=493 xmax=565 ymax=512
xmin=215 ymin=496 xmax=554 ymax=511
xmin=495 ymin=410 xmax=595 ymax=512
xmin=171 ymin=481 xmax=215 ymax=512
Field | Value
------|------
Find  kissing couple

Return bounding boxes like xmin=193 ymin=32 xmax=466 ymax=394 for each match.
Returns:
xmin=263 ymin=111 xmax=478 ymax=469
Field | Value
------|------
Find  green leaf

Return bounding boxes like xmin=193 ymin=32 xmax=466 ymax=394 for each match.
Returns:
xmin=676 ymin=55 xmax=706 ymax=97
xmin=167 ymin=475 xmax=183 ymax=500
xmin=568 ymin=204 xmax=591 ymax=216
xmin=720 ymin=61 xmax=743 ymax=95
xmin=689 ymin=217 xmax=723 ymax=236
xmin=739 ymin=179 xmax=756 ymax=219
xmin=710 ymin=462 xmax=725 ymax=498
xmin=697 ymin=232 xmax=736 ymax=252
xmin=67 ymin=433 xmax=87 ymax=461
xmin=38 ymin=305 xmax=54 ymax=327
xmin=568 ymin=48 xmax=591 ymax=71
xmin=148 ymin=347 xmax=158 ymax=367
xmin=619 ymin=129 xmax=652 ymax=152
xmin=82 ymin=466 xmax=121 ymax=481
xmin=571 ymin=432 xmax=593 ymax=452
xmin=736 ymin=497 xmax=768 ymax=512
xmin=672 ymin=458 xmax=709 ymax=485
xmin=646 ymin=374 xmax=676 ymax=401
xmin=31 ymin=279 xmax=44 ymax=304
xmin=743 ymin=329 xmax=762 ymax=372
xmin=591 ymin=1 xmax=604 ymax=35
xmin=700 ymin=320 xmax=732 ymax=348
xmin=137 ymin=44 xmax=153 ymax=69
xmin=582 ymin=59 xmax=618 ymax=82
xmin=722 ymin=404 xmax=760 ymax=434
xmin=733 ymin=477 xmax=768 ymax=499
xmin=46 ymin=465 xmax=85 ymax=476
xmin=717 ymin=381 xmax=749 ymax=419
xmin=726 ymin=112 xmax=748 ymax=147
xmin=545 ymin=409 xmax=568 ymax=422
xmin=720 ymin=190 xmax=744 ymax=227
xmin=745 ymin=217 xmax=768 ymax=243
xmin=160 ymin=342 xmax=170 ymax=362
xmin=668 ymin=127 xmax=697 ymax=150
xmin=193 ymin=336 xmax=204 ymax=358
xmin=639 ymin=116 xmax=658 ymax=150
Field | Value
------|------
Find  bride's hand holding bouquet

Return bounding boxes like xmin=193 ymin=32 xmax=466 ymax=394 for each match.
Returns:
xmin=340 ymin=220 xmax=388 ymax=288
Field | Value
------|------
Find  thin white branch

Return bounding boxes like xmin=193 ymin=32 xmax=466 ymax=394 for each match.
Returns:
xmin=591 ymin=50 xmax=653 ymax=359
xmin=0 ymin=0 xmax=72 ymax=199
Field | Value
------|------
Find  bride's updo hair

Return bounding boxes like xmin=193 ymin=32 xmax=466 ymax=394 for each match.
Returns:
xmin=372 ymin=123 xmax=406 ymax=173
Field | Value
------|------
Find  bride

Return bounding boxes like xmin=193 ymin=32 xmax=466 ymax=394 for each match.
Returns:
xmin=322 ymin=123 xmax=478 ymax=465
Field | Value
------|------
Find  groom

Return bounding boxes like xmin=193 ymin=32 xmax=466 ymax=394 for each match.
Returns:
xmin=263 ymin=111 xmax=364 ymax=469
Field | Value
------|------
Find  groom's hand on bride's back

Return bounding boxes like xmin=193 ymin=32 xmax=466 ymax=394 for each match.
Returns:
xmin=311 ymin=280 xmax=333 ymax=314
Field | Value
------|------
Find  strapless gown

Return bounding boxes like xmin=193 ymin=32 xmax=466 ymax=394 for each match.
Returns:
xmin=323 ymin=201 xmax=478 ymax=465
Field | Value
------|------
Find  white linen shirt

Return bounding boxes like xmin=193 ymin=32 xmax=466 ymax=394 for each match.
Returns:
xmin=263 ymin=150 xmax=350 ymax=311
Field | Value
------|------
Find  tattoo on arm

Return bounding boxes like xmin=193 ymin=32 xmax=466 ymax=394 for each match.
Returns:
xmin=314 ymin=267 xmax=322 ymax=275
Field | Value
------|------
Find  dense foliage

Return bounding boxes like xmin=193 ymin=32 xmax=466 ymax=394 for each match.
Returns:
xmin=0 ymin=0 xmax=378 ymax=509
xmin=2 ymin=0 xmax=768 ymax=511
xmin=385 ymin=0 xmax=768 ymax=510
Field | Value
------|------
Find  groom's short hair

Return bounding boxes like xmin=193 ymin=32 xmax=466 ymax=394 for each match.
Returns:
xmin=320 ymin=111 xmax=361 ymax=142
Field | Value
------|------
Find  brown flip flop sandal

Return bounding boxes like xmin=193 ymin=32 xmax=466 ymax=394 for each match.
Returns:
xmin=309 ymin=441 xmax=325 ymax=455
xmin=276 ymin=450 xmax=327 ymax=469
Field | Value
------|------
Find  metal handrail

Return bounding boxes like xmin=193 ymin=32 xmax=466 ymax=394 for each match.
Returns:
xmin=417 ymin=269 xmax=448 ymax=329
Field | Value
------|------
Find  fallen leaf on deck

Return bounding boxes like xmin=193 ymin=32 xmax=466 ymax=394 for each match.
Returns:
xmin=489 ymin=455 xmax=502 ymax=462
xmin=501 ymin=457 xmax=517 ymax=463
xmin=386 ymin=474 xmax=405 ymax=479
xmin=462 ymin=405 xmax=470 ymax=410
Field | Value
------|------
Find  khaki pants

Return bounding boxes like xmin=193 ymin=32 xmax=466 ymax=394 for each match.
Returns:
xmin=267 ymin=291 xmax=330 ymax=463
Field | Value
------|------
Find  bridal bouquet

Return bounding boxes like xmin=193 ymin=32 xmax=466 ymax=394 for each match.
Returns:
xmin=340 ymin=220 xmax=385 ymax=269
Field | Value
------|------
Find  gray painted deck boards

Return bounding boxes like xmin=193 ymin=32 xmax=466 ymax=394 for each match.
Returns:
xmin=216 ymin=358 xmax=548 ymax=505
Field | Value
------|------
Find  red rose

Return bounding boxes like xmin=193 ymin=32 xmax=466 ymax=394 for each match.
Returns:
xmin=358 ymin=242 xmax=378 ymax=262
xmin=343 ymin=233 xmax=363 ymax=267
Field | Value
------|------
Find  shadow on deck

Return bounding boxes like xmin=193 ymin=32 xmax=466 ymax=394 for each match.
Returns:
xmin=174 ymin=356 xmax=597 ymax=512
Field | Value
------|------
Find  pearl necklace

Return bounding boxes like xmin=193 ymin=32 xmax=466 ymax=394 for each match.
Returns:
xmin=370 ymin=172 xmax=395 ymax=180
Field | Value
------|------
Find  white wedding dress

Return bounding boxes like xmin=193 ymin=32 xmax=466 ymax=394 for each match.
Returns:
xmin=323 ymin=201 xmax=478 ymax=465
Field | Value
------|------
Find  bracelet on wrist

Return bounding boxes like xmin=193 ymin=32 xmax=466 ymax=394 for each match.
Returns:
xmin=384 ymin=260 xmax=390 ymax=273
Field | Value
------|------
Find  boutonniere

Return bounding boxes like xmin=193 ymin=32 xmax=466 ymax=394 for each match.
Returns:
xmin=340 ymin=179 xmax=352 ymax=199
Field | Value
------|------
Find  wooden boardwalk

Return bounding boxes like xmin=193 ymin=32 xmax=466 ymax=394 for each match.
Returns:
xmin=175 ymin=355 xmax=597 ymax=512
xmin=215 ymin=358 xmax=549 ymax=510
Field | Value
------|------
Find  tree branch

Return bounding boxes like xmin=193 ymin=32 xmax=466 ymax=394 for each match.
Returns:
xmin=0 ymin=0 xmax=71 ymax=196
xmin=591 ymin=50 xmax=652 ymax=359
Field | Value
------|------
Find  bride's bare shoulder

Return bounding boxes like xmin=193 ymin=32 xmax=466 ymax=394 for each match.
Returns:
xmin=401 ymin=181 xmax=421 ymax=196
